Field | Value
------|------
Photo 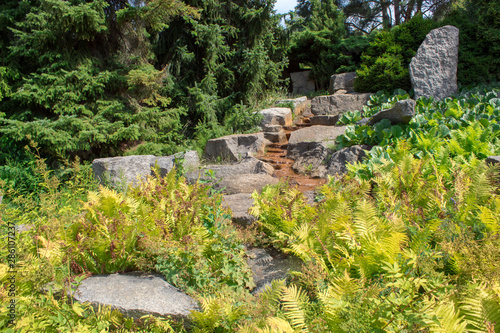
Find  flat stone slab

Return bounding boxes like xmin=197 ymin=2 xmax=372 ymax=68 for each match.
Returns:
xmin=222 ymin=193 xmax=256 ymax=226
xmin=185 ymin=156 xmax=273 ymax=184
xmin=73 ymin=272 xmax=198 ymax=320
xmin=264 ymin=130 xmax=287 ymax=144
xmin=205 ymin=133 xmax=270 ymax=162
xmin=368 ymin=99 xmax=416 ymax=125
xmin=92 ymin=155 xmax=156 ymax=188
xmin=247 ymin=248 xmax=302 ymax=295
xmin=309 ymin=115 xmax=340 ymax=126
xmin=277 ymin=96 xmax=308 ymax=114
xmin=153 ymin=151 xmax=200 ymax=177
xmin=311 ymin=93 xmax=372 ymax=116
xmin=288 ymin=125 xmax=347 ymax=145
xmin=216 ymin=174 xmax=279 ymax=195
xmin=259 ymin=107 xmax=293 ymax=127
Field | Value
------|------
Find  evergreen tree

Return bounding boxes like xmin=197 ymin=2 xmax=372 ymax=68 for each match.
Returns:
xmin=0 ymin=0 xmax=201 ymax=160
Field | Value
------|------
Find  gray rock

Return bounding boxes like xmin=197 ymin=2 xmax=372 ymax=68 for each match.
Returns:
xmin=259 ymin=107 xmax=293 ymax=127
xmin=73 ymin=272 xmax=198 ymax=321
xmin=288 ymin=125 xmax=347 ymax=145
xmin=264 ymin=130 xmax=287 ymax=144
xmin=185 ymin=156 xmax=274 ymax=184
xmin=328 ymin=72 xmax=356 ymax=94
xmin=152 ymin=151 xmax=200 ymax=177
xmin=277 ymin=96 xmax=308 ymax=115
xmin=486 ymin=156 xmax=500 ymax=165
xmin=334 ymin=89 xmax=348 ymax=95
xmin=247 ymin=248 xmax=302 ymax=295
xmin=262 ymin=124 xmax=283 ymax=132
xmin=222 ymin=193 xmax=256 ymax=226
xmin=326 ymin=145 xmax=370 ymax=177
xmin=368 ymin=99 xmax=416 ymax=125
xmin=205 ymin=133 xmax=270 ymax=162
xmin=287 ymin=141 xmax=334 ymax=177
xmin=309 ymin=115 xmax=340 ymax=126
xmin=92 ymin=155 xmax=156 ymax=188
xmin=410 ymin=25 xmax=459 ymax=101
xmin=215 ymin=174 xmax=279 ymax=195
xmin=311 ymin=93 xmax=372 ymax=116
xmin=356 ymin=117 xmax=370 ymax=126
xmin=290 ymin=70 xmax=315 ymax=95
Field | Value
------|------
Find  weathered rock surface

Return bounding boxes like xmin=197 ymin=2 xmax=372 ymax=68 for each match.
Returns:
xmin=215 ymin=174 xmax=279 ymax=195
xmin=264 ymin=130 xmax=287 ymax=144
xmin=73 ymin=273 xmax=198 ymax=320
xmin=153 ymin=151 xmax=200 ymax=177
xmin=92 ymin=155 xmax=156 ymax=188
xmin=311 ymin=93 xmax=372 ymax=116
xmin=185 ymin=156 xmax=273 ymax=184
xmin=259 ymin=107 xmax=293 ymax=127
xmin=262 ymin=124 xmax=283 ymax=132
xmin=368 ymin=99 xmax=416 ymax=125
xmin=277 ymin=96 xmax=308 ymax=115
xmin=287 ymin=141 xmax=334 ymax=177
xmin=290 ymin=70 xmax=315 ymax=95
xmin=486 ymin=156 xmax=500 ymax=165
xmin=309 ymin=115 xmax=340 ymax=126
xmin=409 ymin=25 xmax=459 ymax=101
xmin=205 ymin=133 xmax=270 ymax=162
xmin=326 ymin=145 xmax=370 ymax=177
xmin=222 ymin=193 xmax=256 ymax=226
xmin=247 ymin=248 xmax=302 ymax=295
xmin=328 ymin=72 xmax=356 ymax=94
xmin=287 ymin=125 xmax=347 ymax=145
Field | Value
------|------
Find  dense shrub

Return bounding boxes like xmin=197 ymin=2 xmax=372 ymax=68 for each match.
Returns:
xmin=442 ymin=0 xmax=500 ymax=85
xmin=354 ymin=15 xmax=437 ymax=93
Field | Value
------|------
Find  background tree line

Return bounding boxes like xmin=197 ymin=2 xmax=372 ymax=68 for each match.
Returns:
xmin=0 ymin=0 xmax=498 ymax=171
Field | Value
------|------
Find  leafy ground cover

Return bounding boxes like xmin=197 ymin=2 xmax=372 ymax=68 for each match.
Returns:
xmin=1 ymin=85 xmax=500 ymax=332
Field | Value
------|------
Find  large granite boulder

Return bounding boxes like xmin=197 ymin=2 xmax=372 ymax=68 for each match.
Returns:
xmin=215 ymin=174 xmax=279 ymax=195
xmin=409 ymin=25 xmax=459 ymax=101
xmin=328 ymin=72 xmax=356 ymax=94
xmin=368 ymin=99 xmax=416 ymax=125
xmin=287 ymin=141 xmax=334 ymax=178
xmin=73 ymin=272 xmax=198 ymax=321
xmin=309 ymin=115 xmax=340 ymax=126
xmin=290 ymin=70 xmax=315 ymax=95
xmin=277 ymin=96 xmax=308 ymax=115
xmin=92 ymin=155 xmax=156 ymax=188
xmin=311 ymin=93 xmax=372 ymax=116
xmin=152 ymin=151 xmax=200 ymax=177
xmin=259 ymin=107 xmax=293 ymax=127
xmin=486 ymin=156 xmax=500 ymax=165
xmin=247 ymin=248 xmax=302 ymax=295
xmin=222 ymin=193 xmax=256 ymax=226
xmin=185 ymin=156 xmax=274 ymax=184
xmin=325 ymin=145 xmax=370 ymax=177
xmin=287 ymin=125 xmax=347 ymax=146
xmin=205 ymin=133 xmax=270 ymax=162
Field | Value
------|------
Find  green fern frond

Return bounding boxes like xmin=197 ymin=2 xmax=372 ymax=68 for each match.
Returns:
xmin=460 ymin=283 xmax=500 ymax=333
xmin=478 ymin=206 xmax=500 ymax=234
xmin=281 ymin=285 xmax=309 ymax=331
xmin=265 ymin=317 xmax=295 ymax=333
xmin=259 ymin=279 xmax=287 ymax=309
xmin=424 ymin=301 xmax=467 ymax=333
xmin=353 ymin=199 xmax=379 ymax=241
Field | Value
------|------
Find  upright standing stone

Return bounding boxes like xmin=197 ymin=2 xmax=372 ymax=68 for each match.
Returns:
xmin=409 ymin=26 xmax=459 ymax=101
xmin=290 ymin=70 xmax=315 ymax=95
xmin=328 ymin=72 xmax=356 ymax=94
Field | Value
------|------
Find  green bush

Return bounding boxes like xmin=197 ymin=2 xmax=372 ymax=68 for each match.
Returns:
xmin=354 ymin=15 xmax=437 ymax=93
